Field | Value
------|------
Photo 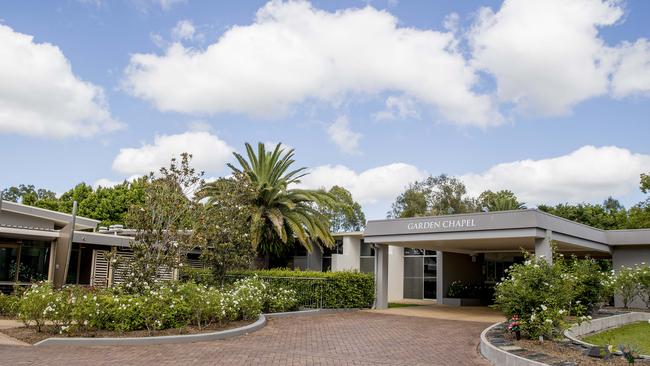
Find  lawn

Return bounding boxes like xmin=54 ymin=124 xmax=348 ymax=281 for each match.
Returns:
xmin=388 ymin=302 xmax=423 ymax=308
xmin=582 ymin=321 xmax=650 ymax=355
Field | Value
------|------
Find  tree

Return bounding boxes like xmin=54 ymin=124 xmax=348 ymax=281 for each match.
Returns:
xmin=641 ymin=173 xmax=650 ymax=194
xmin=196 ymin=174 xmax=256 ymax=279
xmin=538 ymin=199 xmax=628 ymax=230
xmin=116 ymin=153 xmax=205 ymax=293
xmin=389 ymin=175 xmax=477 ymax=218
xmin=201 ymin=143 xmax=335 ymax=257
xmin=318 ymin=186 xmax=366 ymax=232
xmin=1 ymin=184 xmax=59 ymax=210
xmin=478 ymin=190 xmax=525 ymax=212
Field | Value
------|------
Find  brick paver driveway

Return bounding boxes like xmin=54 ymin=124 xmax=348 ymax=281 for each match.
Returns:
xmin=0 ymin=312 xmax=490 ymax=366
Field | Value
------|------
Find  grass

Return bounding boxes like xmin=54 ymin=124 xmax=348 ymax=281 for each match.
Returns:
xmin=582 ymin=321 xmax=650 ymax=355
xmin=388 ymin=302 xmax=423 ymax=308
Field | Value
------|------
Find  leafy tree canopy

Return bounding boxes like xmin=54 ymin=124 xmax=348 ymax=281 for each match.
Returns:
xmin=478 ymin=190 xmax=526 ymax=212
xmin=389 ymin=175 xmax=480 ymax=218
xmin=316 ymin=186 xmax=366 ymax=233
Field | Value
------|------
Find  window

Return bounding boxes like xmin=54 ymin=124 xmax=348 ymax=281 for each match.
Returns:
xmin=403 ymin=248 xmax=437 ymax=299
xmin=359 ymin=240 xmax=375 ymax=275
xmin=0 ymin=245 xmax=18 ymax=282
xmin=0 ymin=240 xmax=50 ymax=283
xmin=321 ymin=239 xmax=343 ymax=272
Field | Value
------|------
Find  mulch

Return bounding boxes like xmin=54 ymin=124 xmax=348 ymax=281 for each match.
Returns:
xmin=1 ymin=319 xmax=254 ymax=345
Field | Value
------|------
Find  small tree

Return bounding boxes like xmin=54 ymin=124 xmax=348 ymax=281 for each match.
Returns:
xmin=116 ymin=153 xmax=205 ymax=293
xmin=634 ymin=265 xmax=650 ymax=309
xmin=196 ymin=173 xmax=256 ymax=281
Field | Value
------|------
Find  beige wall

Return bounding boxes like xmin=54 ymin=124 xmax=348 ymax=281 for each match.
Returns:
xmin=388 ymin=245 xmax=404 ymax=301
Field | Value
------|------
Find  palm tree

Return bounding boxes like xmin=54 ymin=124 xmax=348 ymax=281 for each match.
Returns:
xmin=201 ymin=143 xmax=335 ymax=256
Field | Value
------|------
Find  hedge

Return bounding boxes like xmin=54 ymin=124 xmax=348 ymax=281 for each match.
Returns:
xmin=181 ymin=267 xmax=374 ymax=309
xmin=227 ymin=269 xmax=375 ymax=309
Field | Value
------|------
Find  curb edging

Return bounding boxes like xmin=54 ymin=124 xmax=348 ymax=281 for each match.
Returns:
xmin=479 ymin=322 xmax=548 ymax=366
xmin=34 ymin=314 xmax=267 ymax=347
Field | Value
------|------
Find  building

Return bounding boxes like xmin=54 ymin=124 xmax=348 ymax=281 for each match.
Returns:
xmin=298 ymin=209 xmax=650 ymax=309
xmin=4 ymin=199 xmax=650 ymax=309
xmin=0 ymin=200 xmax=135 ymax=291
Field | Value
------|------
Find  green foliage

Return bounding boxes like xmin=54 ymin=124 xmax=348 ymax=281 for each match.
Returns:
xmin=0 ymin=293 xmax=19 ymax=316
xmin=195 ymin=174 xmax=256 ymax=279
xmin=478 ymin=190 xmax=526 ymax=212
xmin=17 ymin=282 xmax=57 ymax=331
xmin=614 ymin=265 xmax=642 ymax=308
xmin=179 ymin=267 xmax=218 ymax=286
xmin=202 ymin=142 xmax=336 ymax=256
xmin=1 ymin=180 xmax=147 ymax=227
xmin=14 ymin=280 xmax=290 ymax=334
xmin=389 ymin=175 xmax=478 ymax=218
xmin=318 ymin=186 xmax=366 ymax=232
xmin=116 ymin=153 xmax=205 ymax=293
xmin=538 ymin=198 xmax=629 ymax=230
xmin=492 ymin=252 xmax=608 ymax=339
xmin=228 ymin=269 xmax=374 ymax=309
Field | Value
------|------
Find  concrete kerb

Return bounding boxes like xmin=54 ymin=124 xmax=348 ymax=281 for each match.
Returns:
xmin=33 ymin=308 xmax=332 ymax=347
xmin=564 ymin=311 xmax=650 ymax=359
xmin=479 ymin=322 xmax=548 ymax=366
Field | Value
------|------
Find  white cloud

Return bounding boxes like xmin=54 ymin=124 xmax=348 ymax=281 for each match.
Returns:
xmin=0 ymin=25 xmax=121 ymax=138
xmin=112 ymin=131 xmax=234 ymax=175
xmin=326 ymin=116 xmax=362 ymax=154
xmin=611 ymin=38 xmax=650 ymax=98
xmin=374 ymin=95 xmax=419 ymax=120
xmin=171 ymin=19 xmax=196 ymax=41
xmin=299 ymin=163 xmax=427 ymax=204
xmin=461 ymin=146 xmax=650 ymax=206
xmin=123 ymin=0 xmax=500 ymax=126
xmin=469 ymin=0 xmax=623 ymax=116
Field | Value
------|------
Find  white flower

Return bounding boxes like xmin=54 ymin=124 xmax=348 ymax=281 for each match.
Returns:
xmin=540 ymin=305 xmax=547 ymax=311
xmin=545 ymin=319 xmax=553 ymax=324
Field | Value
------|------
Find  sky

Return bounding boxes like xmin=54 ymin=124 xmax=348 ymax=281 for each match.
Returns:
xmin=0 ymin=0 xmax=649 ymax=219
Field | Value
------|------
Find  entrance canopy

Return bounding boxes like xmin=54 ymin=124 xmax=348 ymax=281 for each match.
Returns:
xmin=364 ymin=209 xmax=616 ymax=255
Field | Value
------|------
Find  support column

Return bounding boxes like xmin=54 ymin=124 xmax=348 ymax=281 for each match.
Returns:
xmin=534 ymin=230 xmax=553 ymax=264
xmin=436 ymin=250 xmax=443 ymax=303
xmin=374 ymin=244 xmax=389 ymax=309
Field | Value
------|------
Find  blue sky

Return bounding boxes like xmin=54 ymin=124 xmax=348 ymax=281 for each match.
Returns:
xmin=1 ymin=0 xmax=649 ymax=219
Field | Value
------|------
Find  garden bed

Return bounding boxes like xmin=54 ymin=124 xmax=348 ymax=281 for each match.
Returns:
xmin=1 ymin=319 xmax=255 ymax=345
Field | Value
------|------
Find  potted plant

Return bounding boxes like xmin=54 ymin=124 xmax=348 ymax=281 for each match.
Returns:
xmin=507 ymin=315 xmax=521 ymax=340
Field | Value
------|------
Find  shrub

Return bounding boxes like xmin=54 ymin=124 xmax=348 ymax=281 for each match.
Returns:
xmin=17 ymin=282 xmax=57 ymax=332
xmin=0 ymin=293 xmax=19 ymax=316
xmin=493 ymin=254 xmax=576 ymax=339
xmin=10 ymin=278 xmax=286 ymax=334
xmin=228 ymin=269 xmax=374 ymax=309
xmin=635 ymin=264 xmax=650 ymax=309
xmin=614 ymin=266 xmax=641 ymax=309
xmin=264 ymin=286 xmax=298 ymax=313
xmin=565 ymin=256 xmax=612 ymax=313
xmin=179 ymin=267 xmax=216 ymax=286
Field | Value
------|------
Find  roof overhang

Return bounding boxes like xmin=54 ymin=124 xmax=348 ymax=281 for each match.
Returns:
xmin=1 ymin=200 xmax=99 ymax=230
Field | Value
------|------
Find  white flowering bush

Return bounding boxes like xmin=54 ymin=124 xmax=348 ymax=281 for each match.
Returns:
xmin=264 ymin=286 xmax=298 ymax=313
xmin=13 ymin=278 xmax=296 ymax=335
xmin=229 ymin=276 xmax=265 ymax=320
xmin=17 ymin=282 xmax=57 ymax=332
xmin=493 ymin=252 xmax=608 ymax=340
xmin=613 ymin=265 xmax=640 ymax=309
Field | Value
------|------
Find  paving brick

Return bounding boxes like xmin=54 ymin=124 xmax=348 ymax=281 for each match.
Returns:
xmin=0 ymin=311 xmax=490 ymax=366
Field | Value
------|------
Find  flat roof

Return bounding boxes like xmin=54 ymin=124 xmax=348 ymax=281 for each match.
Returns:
xmin=363 ymin=209 xmax=650 ymax=249
xmin=1 ymin=200 xmax=99 ymax=230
